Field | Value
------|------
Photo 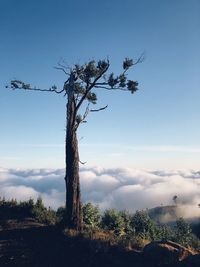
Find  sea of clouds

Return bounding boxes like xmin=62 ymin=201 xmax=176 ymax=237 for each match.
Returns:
xmin=1 ymin=166 xmax=200 ymax=220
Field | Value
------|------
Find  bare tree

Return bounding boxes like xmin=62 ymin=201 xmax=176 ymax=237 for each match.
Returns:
xmin=173 ymin=195 xmax=178 ymax=205
xmin=7 ymin=56 xmax=143 ymax=230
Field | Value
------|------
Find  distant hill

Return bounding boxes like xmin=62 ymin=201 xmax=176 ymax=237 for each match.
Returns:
xmin=148 ymin=205 xmax=178 ymax=224
xmin=148 ymin=205 xmax=200 ymax=238
xmin=148 ymin=205 xmax=200 ymax=223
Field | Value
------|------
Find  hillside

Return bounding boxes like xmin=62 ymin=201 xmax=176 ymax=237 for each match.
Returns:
xmin=0 ymin=218 xmax=159 ymax=267
xmin=1 ymin=199 xmax=200 ymax=266
xmin=148 ymin=205 xmax=200 ymax=237
xmin=0 ymin=217 xmax=200 ymax=267
xmin=148 ymin=205 xmax=178 ymax=224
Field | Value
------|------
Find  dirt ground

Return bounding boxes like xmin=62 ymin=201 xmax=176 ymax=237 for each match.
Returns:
xmin=0 ymin=218 xmax=199 ymax=267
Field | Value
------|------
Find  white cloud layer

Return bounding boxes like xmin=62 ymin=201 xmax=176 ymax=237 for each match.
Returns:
xmin=0 ymin=166 xmax=200 ymax=219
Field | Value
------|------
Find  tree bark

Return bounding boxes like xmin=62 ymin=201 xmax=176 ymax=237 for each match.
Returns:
xmin=64 ymin=75 xmax=83 ymax=231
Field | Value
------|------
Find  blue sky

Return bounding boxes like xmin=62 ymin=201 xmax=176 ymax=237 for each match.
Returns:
xmin=0 ymin=0 xmax=200 ymax=169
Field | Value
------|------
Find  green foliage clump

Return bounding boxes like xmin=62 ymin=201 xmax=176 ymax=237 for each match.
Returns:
xmin=101 ymin=209 xmax=126 ymax=236
xmin=131 ymin=210 xmax=158 ymax=240
xmin=174 ymin=217 xmax=193 ymax=247
xmin=0 ymin=197 xmax=34 ymax=219
xmin=30 ymin=197 xmax=57 ymax=225
xmin=82 ymin=202 xmax=101 ymax=228
xmin=157 ymin=225 xmax=175 ymax=241
xmin=56 ymin=206 xmax=66 ymax=222
xmin=119 ymin=210 xmax=133 ymax=235
xmin=0 ymin=196 xmax=57 ymax=225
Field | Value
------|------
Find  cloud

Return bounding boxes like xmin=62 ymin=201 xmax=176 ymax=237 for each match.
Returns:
xmin=0 ymin=166 xmax=200 ymax=220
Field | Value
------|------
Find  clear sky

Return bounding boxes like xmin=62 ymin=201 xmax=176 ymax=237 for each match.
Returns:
xmin=0 ymin=0 xmax=200 ymax=170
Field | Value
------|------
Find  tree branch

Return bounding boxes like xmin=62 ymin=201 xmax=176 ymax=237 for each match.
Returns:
xmin=75 ymin=60 xmax=110 ymax=112
xmin=12 ymin=86 xmax=64 ymax=94
xmin=75 ymin=103 xmax=90 ymax=130
xmin=90 ymin=105 xmax=108 ymax=112
xmin=75 ymin=104 xmax=108 ymax=130
xmin=133 ymin=53 xmax=145 ymax=66
xmin=79 ymin=160 xmax=87 ymax=165
xmin=8 ymin=80 xmax=66 ymax=94
xmin=94 ymin=85 xmax=128 ymax=91
xmin=54 ymin=66 xmax=70 ymax=76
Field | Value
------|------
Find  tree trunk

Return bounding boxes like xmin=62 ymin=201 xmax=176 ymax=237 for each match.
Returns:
xmin=64 ymin=76 xmax=83 ymax=231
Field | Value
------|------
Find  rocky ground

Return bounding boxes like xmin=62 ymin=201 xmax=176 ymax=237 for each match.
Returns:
xmin=0 ymin=218 xmax=199 ymax=267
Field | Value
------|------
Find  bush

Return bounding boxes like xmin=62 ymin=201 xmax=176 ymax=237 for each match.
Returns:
xmin=82 ymin=202 xmax=101 ymax=228
xmin=174 ymin=217 xmax=193 ymax=247
xmin=101 ymin=209 xmax=126 ymax=235
xmin=56 ymin=206 xmax=66 ymax=222
xmin=0 ymin=196 xmax=57 ymax=224
xmin=119 ymin=210 xmax=133 ymax=235
xmin=157 ymin=225 xmax=175 ymax=241
xmin=131 ymin=210 xmax=158 ymax=240
xmin=189 ymin=233 xmax=200 ymax=251
xmin=31 ymin=197 xmax=57 ymax=225
xmin=0 ymin=197 xmax=34 ymax=219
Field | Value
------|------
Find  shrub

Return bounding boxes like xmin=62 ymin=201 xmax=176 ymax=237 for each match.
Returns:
xmin=101 ymin=209 xmax=125 ymax=235
xmin=56 ymin=206 xmax=66 ymax=222
xmin=174 ymin=217 xmax=192 ymax=247
xmin=157 ymin=225 xmax=175 ymax=241
xmin=0 ymin=197 xmax=34 ymax=219
xmin=82 ymin=202 xmax=101 ymax=228
xmin=31 ymin=197 xmax=57 ymax=225
xmin=119 ymin=210 xmax=133 ymax=235
xmin=131 ymin=210 xmax=158 ymax=240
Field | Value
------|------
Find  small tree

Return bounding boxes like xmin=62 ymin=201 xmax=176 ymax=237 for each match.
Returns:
xmin=82 ymin=202 xmax=101 ymax=228
xmin=30 ymin=197 xmax=57 ymax=224
xmin=131 ymin=210 xmax=157 ymax=239
xmin=56 ymin=207 xmax=66 ymax=222
xmin=158 ymin=225 xmax=174 ymax=241
xmin=172 ymin=195 xmax=178 ymax=205
xmin=101 ymin=208 xmax=126 ymax=235
xmin=7 ymin=56 xmax=143 ymax=230
xmin=175 ymin=217 xmax=192 ymax=246
xmin=119 ymin=210 xmax=133 ymax=235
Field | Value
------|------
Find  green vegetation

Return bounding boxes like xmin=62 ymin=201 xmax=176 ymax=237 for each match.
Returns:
xmin=0 ymin=196 xmax=57 ymax=224
xmin=101 ymin=209 xmax=126 ymax=235
xmin=31 ymin=197 xmax=57 ymax=224
xmin=1 ymin=197 xmax=200 ymax=251
xmin=82 ymin=202 xmax=101 ymax=228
